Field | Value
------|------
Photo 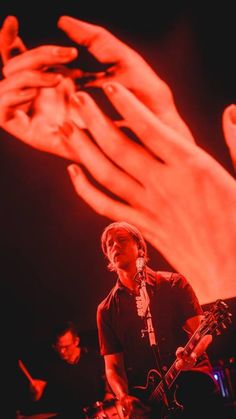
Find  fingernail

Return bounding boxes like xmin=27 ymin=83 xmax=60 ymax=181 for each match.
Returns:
xmin=71 ymin=93 xmax=86 ymax=106
xmin=53 ymin=47 xmax=78 ymax=57
xmin=103 ymin=83 xmax=116 ymax=94
xmin=67 ymin=164 xmax=80 ymax=177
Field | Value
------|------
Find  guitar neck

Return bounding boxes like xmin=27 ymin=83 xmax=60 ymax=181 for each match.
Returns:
xmin=147 ymin=299 xmax=230 ymax=404
xmin=149 ymin=326 xmax=207 ymax=403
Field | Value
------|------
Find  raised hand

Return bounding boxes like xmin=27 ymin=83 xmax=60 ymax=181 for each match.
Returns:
xmin=58 ymin=16 xmax=194 ymax=142
xmin=0 ymin=47 xmax=82 ymax=158
xmin=1 ymin=16 xmax=235 ymax=303
xmin=0 ymin=16 xmax=88 ymax=159
xmin=0 ymin=19 xmax=87 ymax=159
xmin=0 ymin=14 xmax=194 ymax=160
xmin=67 ymin=82 xmax=236 ymax=303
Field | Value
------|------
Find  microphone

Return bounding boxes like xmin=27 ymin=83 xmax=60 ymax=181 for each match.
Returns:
xmin=136 ymin=250 xmax=146 ymax=275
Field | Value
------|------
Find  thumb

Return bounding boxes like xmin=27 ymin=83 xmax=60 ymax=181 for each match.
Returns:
xmin=222 ymin=104 xmax=236 ymax=171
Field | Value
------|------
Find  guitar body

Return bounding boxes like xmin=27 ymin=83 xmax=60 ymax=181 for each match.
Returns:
xmin=133 ymin=369 xmax=162 ymax=402
xmin=133 ymin=369 xmax=182 ymax=419
xmin=131 ymin=300 xmax=231 ymax=419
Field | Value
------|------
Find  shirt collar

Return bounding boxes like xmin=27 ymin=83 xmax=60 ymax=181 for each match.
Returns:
xmin=111 ymin=267 xmax=157 ymax=297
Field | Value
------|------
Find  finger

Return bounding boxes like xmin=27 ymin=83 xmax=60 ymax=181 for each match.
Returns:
xmin=0 ymin=70 xmax=63 ymax=95
xmin=57 ymin=16 xmax=195 ymax=142
xmin=102 ymin=82 xmax=196 ymax=163
xmin=0 ymin=16 xmax=27 ymax=64
xmin=175 ymin=347 xmax=185 ymax=358
xmin=3 ymin=45 xmax=78 ymax=76
xmin=67 ymin=164 xmax=155 ymax=233
xmin=175 ymin=359 xmax=184 ymax=371
xmin=191 ymin=351 xmax=197 ymax=364
xmin=68 ymin=124 xmax=144 ymax=206
xmin=0 ymin=89 xmax=36 ymax=123
xmin=4 ymin=113 xmax=78 ymax=159
xmin=3 ymin=36 xmax=26 ymax=60
xmin=0 ymin=16 xmax=19 ymax=46
xmin=70 ymin=92 xmax=159 ymax=183
xmin=75 ymin=70 xmax=114 ymax=89
xmin=33 ymin=76 xmax=75 ymax=119
xmin=42 ymin=65 xmax=84 ymax=81
xmin=222 ymin=104 xmax=236 ymax=170
xmin=58 ymin=16 xmax=135 ymax=64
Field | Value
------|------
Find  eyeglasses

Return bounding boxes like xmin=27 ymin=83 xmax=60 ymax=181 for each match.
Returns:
xmin=53 ymin=341 xmax=76 ymax=352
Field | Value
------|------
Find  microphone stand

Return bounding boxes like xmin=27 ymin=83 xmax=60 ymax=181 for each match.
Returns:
xmin=135 ymin=268 xmax=183 ymax=418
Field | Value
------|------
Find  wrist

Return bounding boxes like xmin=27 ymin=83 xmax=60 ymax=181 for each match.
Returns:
xmin=117 ymin=392 xmax=129 ymax=401
xmin=192 ymin=351 xmax=197 ymax=365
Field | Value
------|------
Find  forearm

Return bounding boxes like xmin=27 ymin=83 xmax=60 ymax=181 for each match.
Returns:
xmin=194 ymin=334 xmax=212 ymax=358
xmin=106 ymin=365 xmax=129 ymax=399
xmin=105 ymin=365 xmax=148 ymax=418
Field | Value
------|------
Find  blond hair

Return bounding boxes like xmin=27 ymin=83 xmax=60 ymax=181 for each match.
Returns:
xmin=101 ymin=221 xmax=148 ymax=271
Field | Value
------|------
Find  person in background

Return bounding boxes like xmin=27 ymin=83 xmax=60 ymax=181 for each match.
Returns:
xmin=17 ymin=320 xmax=109 ymax=419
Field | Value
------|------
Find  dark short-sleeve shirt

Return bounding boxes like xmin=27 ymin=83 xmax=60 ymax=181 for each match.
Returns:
xmin=97 ymin=270 xmax=212 ymax=389
xmin=19 ymin=348 xmax=105 ymax=419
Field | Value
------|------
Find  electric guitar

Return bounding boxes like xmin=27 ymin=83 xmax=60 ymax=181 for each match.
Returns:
xmin=133 ymin=299 xmax=232 ymax=416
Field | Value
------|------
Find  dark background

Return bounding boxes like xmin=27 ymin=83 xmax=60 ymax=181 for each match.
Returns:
xmin=0 ymin=0 xmax=235 ymax=393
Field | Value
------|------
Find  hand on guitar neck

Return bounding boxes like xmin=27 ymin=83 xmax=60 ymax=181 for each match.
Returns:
xmin=175 ymin=334 xmax=212 ymax=371
xmin=18 ymin=359 xmax=47 ymax=401
xmin=133 ymin=299 xmax=232 ymax=408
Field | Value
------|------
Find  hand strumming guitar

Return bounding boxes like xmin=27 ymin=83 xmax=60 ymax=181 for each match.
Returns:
xmin=119 ymin=394 xmax=150 ymax=418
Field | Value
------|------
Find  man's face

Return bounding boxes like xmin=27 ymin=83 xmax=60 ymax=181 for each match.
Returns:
xmin=53 ymin=331 xmax=79 ymax=364
xmin=105 ymin=228 xmax=139 ymax=270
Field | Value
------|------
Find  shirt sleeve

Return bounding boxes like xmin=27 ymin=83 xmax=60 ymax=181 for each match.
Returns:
xmin=97 ymin=303 xmax=123 ymax=356
xmin=170 ymin=273 xmax=203 ymax=325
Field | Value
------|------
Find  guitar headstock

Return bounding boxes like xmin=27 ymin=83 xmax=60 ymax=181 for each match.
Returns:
xmin=201 ymin=299 xmax=232 ymax=337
